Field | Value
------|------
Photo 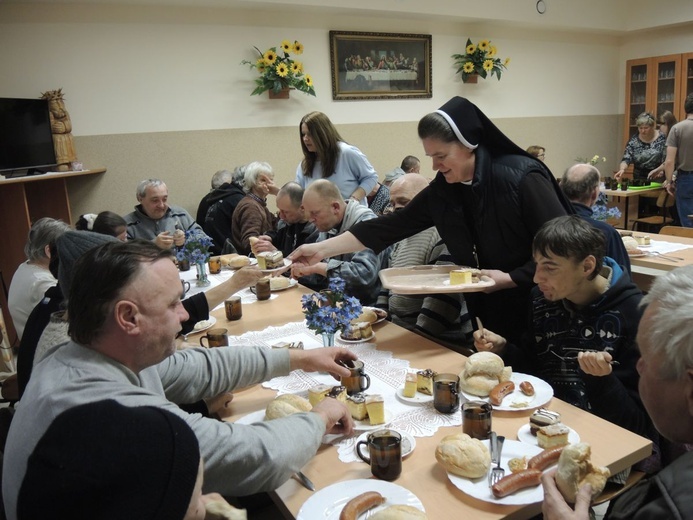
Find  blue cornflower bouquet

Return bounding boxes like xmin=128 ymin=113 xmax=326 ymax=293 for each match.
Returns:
xmin=592 ymin=203 xmax=622 ymax=222
xmin=175 ymin=230 xmax=213 ymax=265
xmin=301 ymin=277 xmax=362 ymax=335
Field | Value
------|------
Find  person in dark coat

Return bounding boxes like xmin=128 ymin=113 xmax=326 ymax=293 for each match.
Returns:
xmin=197 ymin=168 xmax=247 ymax=254
xmin=290 ymin=96 xmax=572 ymax=345
xmin=561 ymin=163 xmax=631 ymax=274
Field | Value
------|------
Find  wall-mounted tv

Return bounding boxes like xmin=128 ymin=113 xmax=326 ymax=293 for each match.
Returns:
xmin=0 ymin=97 xmax=57 ymax=177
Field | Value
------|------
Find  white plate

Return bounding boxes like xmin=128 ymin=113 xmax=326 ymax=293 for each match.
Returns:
xmin=353 ymin=410 xmax=394 ymax=431
xmin=517 ymin=423 xmax=580 ymax=447
xmin=395 ymin=387 xmax=434 ymax=405
xmin=191 ymin=316 xmax=216 ymax=334
xmin=338 ymin=332 xmax=375 ymax=344
xmin=355 ymin=430 xmax=416 ymax=458
xmin=460 ymin=373 xmax=553 ymax=411
xmin=362 ymin=306 xmax=388 ymax=324
xmin=271 ymin=278 xmax=298 ymax=292
xmin=258 ymin=258 xmax=292 ymax=274
xmin=446 ymin=439 xmax=545 ymax=506
xmin=234 ymin=409 xmax=267 ymax=425
xmin=297 ymin=479 xmax=425 ymax=520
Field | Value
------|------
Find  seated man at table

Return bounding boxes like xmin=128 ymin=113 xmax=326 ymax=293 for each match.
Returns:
xmin=561 ymin=163 xmax=631 ymax=274
xmin=291 ymin=179 xmax=390 ymax=305
xmin=376 ymin=174 xmax=471 ymax=346
xmin=474 ymin=216 xmax=657 ymax=448
xmin=124 ymin=178 xmax=209 ymax=249
xmin=2 ymin=240 xmax=355 ymax=519
xmin=198 ymin=167 xmax=247 ymax=254
xmin=251 ymin=182 xmax=317 ymax=258
xmin=542 ymin=265 xmax=693 ymax=520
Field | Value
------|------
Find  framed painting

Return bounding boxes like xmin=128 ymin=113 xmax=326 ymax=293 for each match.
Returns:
xmin=329 ymin=31 xmax=432 ymax=100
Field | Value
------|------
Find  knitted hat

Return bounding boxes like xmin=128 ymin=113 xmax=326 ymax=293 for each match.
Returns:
xmin=17 ymin=400 xmax=200 ymax=520
xmin=435 ymin=96 xmax=529 ymax=157
xmin=56 ymin=230 xmax=119 ymax=296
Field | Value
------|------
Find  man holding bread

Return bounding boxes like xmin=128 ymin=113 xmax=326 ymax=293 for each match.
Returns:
xmin=3 ymin=240 xmax=356 ymax=520
xmin=542 ymin=265 xmax=693 ymax=519
xmin=474 ymin=216 xmax=657 ymax=447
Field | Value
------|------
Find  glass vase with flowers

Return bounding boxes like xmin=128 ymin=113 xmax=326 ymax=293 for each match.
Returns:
xmin=175 ymin=230 xmax=214 ymax=287
xmin=301 ymin=277 xmax=362 ymax=346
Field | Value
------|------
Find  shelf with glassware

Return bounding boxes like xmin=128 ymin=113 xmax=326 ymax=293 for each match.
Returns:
xmin=623 ymin=53 xmax=689 ymax=148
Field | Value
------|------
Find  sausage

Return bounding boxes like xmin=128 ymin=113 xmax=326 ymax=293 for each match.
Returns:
xmin=527 ymin=446 xmax=565 ymax=471
xmin=519 ymin=381 xmax=535 ymax=396
xmin=491 ymin=469 xmax=542 ymax=498
xmin=489 ymin=381 xmax=515 ymax=406
xmin=339 ymin=491 xmax=385 ymax=520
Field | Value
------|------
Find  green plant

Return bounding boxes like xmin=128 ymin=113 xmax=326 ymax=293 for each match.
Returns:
xmin=576 ymin=155 xmax=608 ymax=166
xmin=241 ymin=39 xmax=316 ymax=96
xmin=452 ymin=38 xmax=509 ymax=82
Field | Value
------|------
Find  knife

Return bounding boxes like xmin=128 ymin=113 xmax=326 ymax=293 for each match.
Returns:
xmin=476 ymin=317 xmax=486 ymax=339
xmin=293 ymin=470 xmax=315 ymax=491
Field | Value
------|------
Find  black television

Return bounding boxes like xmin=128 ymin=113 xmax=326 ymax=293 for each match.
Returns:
xmin=0 ymin=97 xmax=57 ymax=178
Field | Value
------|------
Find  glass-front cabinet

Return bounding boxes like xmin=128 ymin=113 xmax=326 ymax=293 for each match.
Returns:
xmin=623 ymin=53 xmax=690 ymax=148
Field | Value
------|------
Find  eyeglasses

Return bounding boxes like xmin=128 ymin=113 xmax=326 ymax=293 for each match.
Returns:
xmin=538 ymin=153 xmax=546 ymax=158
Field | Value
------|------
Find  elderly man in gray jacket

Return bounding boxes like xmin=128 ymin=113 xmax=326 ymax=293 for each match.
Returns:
xmin=291 ymin=179 xmax=390 ymax=305
xmin=3 ymin=240 xmax=354 ymax=520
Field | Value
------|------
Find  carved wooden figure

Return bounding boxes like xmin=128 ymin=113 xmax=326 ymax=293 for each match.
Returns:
xmin=40 ymin=89 xmax=77 ymax=171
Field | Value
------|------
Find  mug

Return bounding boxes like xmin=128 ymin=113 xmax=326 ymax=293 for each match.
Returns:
xmin=340 ymin=359 xmax=371 ymax=395
xmin=199 ymin=328 xmax=229 ymax=348
xmin=253 ymin=278 xmax=271 ymax=301
xmin=181 ymin=279 xmax=191 ymax=295
xmin=433 ymin=373 xmax=460 ymax=414
xmin=208 ymin=256 xmax=222 ymax=274
xmin=462 ymin=401 xmax=493 ymax=440
xmin=224 ymin=296 xmax=242 ymax=321
xmin=620 ymin=179 xmax=629 ymax=191
xmin=356 ymin=429 xmax=402 ymax=481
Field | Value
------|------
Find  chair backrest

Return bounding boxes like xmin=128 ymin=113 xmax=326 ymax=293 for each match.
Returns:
xmin=656 ymin=190 xmax=675 ymax=208
xmin=660 ymin=225 xmax=693 ymax=238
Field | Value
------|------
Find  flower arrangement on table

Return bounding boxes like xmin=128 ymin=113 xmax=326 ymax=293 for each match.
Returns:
xmin=576 ymin=155 xmax=608 ymax=166
xmin=452 ymin=38 xmax=509 ymax=83
xmin=592 ymin=204 xmax=622 ymax=222
xmin=176 ymin=230 xmax=214 ymax=285
xmin=241 ymin=39 xmax=316 ymax=97
xmin=301 ymin=277 xmax=362 ymax=343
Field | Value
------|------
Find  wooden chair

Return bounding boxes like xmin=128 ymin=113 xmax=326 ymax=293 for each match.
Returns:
xmin=631 ymin=191 xmax=675 ymax=232
xmin=659 ymin=225 xmax=693 ymax=238
xmin=592 ymin=469 xmax=646 ymax=506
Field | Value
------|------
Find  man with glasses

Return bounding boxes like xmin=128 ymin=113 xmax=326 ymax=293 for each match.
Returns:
xmin=474 ymin=216 xmax=657 ymax=451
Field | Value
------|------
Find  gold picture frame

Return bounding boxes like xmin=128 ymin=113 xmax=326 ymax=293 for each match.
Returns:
xmin=329 ymin=31 xmax=432 ymax=100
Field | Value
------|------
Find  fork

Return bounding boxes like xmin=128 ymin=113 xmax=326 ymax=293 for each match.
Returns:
xmin=489 ymin=435 xmax=506 ymax=487
xmin=646 ymin=251 xmax=684 ymax=262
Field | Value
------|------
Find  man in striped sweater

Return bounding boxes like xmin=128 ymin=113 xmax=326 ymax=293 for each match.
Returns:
xmin=377 ymin=174 xmax=472 ymax=349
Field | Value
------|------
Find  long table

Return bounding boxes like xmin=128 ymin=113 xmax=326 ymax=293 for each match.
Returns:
xmin=628 ymin=232 xmax=693 ymax=291
xmin=180 ymin=280 xmax=652 ymax=520
xmin=602 ymin=186 xmax=662 ymax=229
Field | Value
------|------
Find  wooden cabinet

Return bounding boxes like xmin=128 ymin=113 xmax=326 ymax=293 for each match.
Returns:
xmin=624 ymin=53 xmax=692 ymax=147
xmin=0 ymin=168 xmax=105 ymax=344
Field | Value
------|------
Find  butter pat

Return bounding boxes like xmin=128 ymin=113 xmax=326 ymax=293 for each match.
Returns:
xmin=450 ymin=269 xmax=472 ymax=285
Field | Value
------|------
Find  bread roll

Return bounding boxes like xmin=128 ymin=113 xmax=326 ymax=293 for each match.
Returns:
xmin=351 ymin=309 xmax=378 ymax=325
xmin=229 ymin=255 xmax=251 ymax=268
xmin=435 ymin=433 xmax=491 ymax=478
xmin=555 ymin=443 xmax=610 ymax=503
xmin=370 ymin=505 xmax=428 ymax=519
xmin=265 ymin=394 xmax=312 ymax=420
xmin=621 ymin=236 xmax=641 ymax=254
xmin=269 ymin=276 xmax=291 ymax=290
xmin=458 ymin=351 xmax=511 ymax=396
xmin=219 ymin=254 xmax=239 ymax=266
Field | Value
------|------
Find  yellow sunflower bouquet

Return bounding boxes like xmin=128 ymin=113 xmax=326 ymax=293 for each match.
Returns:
xmin=452 ymin=38 xmax=509 ymax=83
xmin=241 ymin=39 xmax=316 ymax=96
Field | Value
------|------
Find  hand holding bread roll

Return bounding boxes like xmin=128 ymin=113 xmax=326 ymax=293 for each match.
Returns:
xmin=555 ymin=443 xmax=610 ymax=503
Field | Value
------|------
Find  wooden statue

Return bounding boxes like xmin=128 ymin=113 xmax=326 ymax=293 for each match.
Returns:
xmin=40 ymin=89 xmax=77 ymax=171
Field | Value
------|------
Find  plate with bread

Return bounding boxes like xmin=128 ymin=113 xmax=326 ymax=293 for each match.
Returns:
xmin=458 ymin=352 xmax=553 ymax=411
xmin=379 ymin=265 xmax=495 ymax=294
xmin=191 ymin=316 xmax=216 ymax=334
xmin=269 ymin=277 xmax=298 ymax=291
xmin=361 ymin=306 xmax=388 ymax=324
xmin=219 ymin=254 xmax=257 ymax=270
xmin=297 ymin=479 xmax=426 ymax=520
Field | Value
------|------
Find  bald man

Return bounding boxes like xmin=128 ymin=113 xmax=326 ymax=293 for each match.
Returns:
xmin=292 ymin=179 xmax=390 ymax=305
xmin=378 ymin=174 xmax=470 ymax=346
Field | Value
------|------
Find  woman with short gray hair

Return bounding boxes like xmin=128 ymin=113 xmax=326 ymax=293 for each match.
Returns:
xmin=230 ymin=161 xmax=278 ymax=255
xmin=8 ymin=217 xmax=70 ymax=339
xmin=615 ymin=112 xmax=666 ymax=182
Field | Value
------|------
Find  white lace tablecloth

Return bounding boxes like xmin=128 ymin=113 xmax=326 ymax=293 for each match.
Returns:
xmin=228 ymin=321 xmax=462 ymax=463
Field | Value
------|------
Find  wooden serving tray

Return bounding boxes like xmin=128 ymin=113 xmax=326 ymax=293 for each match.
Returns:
xmin=378 ymin=265 xmax=495 ymax=295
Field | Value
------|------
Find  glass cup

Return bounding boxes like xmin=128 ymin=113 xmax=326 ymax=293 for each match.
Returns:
xmin=208 ymin=256 xmax=222 ymax=274
xmin=433 ymin=373 xmax=460 ymax=414
xmin=253 ymin=278 xmax=271 ymax=301
xmin=462 ymin=401 xmax=493 ymax=440
xmin=199 ymin=328 xmax=229 ymax=348
xmin=356 ymin=429 xmax=402 ymax=481
xmin=340 ymin=359 xmax=371 ymax=395
xmin=224 ymin=296 xmax=242 ymax=321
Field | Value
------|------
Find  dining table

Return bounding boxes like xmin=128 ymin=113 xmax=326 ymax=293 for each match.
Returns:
xmin=180 ymin=270 xmax=653 ymax=520
xmin=627 ymin=231 xmax=693 ymax=291
xmin=601 ymin=185 xmax=663 ymax=229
